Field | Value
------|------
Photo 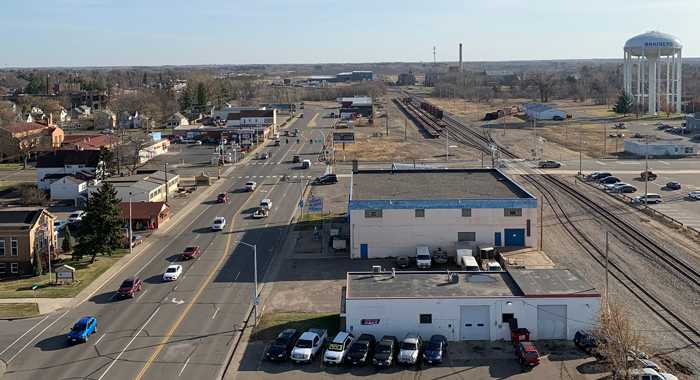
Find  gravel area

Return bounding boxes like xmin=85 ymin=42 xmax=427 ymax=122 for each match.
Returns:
xmin=516 ymin=174 xmax=699 ymax=378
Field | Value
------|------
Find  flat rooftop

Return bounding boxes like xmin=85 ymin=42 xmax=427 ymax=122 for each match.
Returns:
xmin=351 ymin=169 xmax=532 ymax=200
xmin=346 ymin=269 xmax=599 ymax=299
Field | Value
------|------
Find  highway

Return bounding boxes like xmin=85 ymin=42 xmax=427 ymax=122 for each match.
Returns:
xmin=0 ymin=105 xmax=334 ymax=380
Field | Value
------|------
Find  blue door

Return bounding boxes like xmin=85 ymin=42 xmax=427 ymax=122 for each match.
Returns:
xmin=360 ymin=244 xmax=368 ymax=259
xmin=494 ymin=233 xmax=501 ymax=247
xmin=505 ymin=229 xmax=525 ymax=246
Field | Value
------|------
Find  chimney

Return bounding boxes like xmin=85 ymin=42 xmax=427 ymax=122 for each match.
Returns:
xmin=459 ymin=43 xmax=463 ymax=73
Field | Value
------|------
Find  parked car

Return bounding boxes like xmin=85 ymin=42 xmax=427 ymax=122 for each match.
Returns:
xmin=415 ymin=246 xmax=431 ymax=269
xmin=373 ymin=335 xmax=400 ymax=368
xmin=245 ymin=181 xmax=256 ymax=191
xmin=195 ymin=140 xmax=202 ymax=145
xmin=574 ymin=330 xmax=602 ymax=353
xmin=629 ymin=358 xmax=662 ymax=372
xmin=586 ymin=171 xmax=601 ymax=179
xmin=316 ymin=174 xmax=338 ymax=184
xmin=53 ymin=220 xmax=67 ymax=231
xmin=552 ymin=115 xmax=564 ymax=121
xmin=163 ymin=265 xmax=183 ymax=281
xmin=117 ymin=276 xmax=142 ymax=298
xmin=266 ymin=328 xmax=300 ymax=361
xmin=606 ymin=182 xmax=629 ymax=190
xmin=181 ymin=246 xmax=200 ymax=260
xmin=693 ymin=134 xmax=700 ymax=140
xmin=212 ymin=217 xmax=226 ymax=231
xmin=609 ymin=133 xmax=618 ymax=138
xmin=599 ymin=176 xmax=621 ymax=184
xmin=347 ymin=333 xmax=377 ymax=365
xmin=613 ymin=185 xmax=638 ymax=193
xmin=423 ymin=334 xmax=448 ymax=364
xmin=323 ymin=332 xmax=356 ymax=364
xmin=591 ymin=172 xmax=612 ymax=180
xmin=653 ymin=122 xmax=664 ymax=126
xmin=515 ymin=342 xmax=541 ymax=370
xmin=666 ymin=181 xmax=681 ymax=190
xmin=291 ymin=328 xmax=327 ymax=363
xmin=217 ymin=192 xmax=228 ymax=203
xmin=640 ymin=171 xmax=657 ymax=180
xmin=634 ymin=132 xmax=645 ymax=138
xmin=67 ymin=211 xmax=86 ymax=225
xmin=689 ymin=191 xmax=700 ymax=200
xmin=682 ymin=128 xmax=692 ymax=134
xmin=396 ymin=255 xmax=410 ymax=268
xmin=130 ymin=235 xmax=143 ymax=247
xmin=100 ymin=128 xmax=113 ymax=134
xmin=67 ymin=316 xmax=97 ymax=343
xmin=182 ymin=139 xmax=196 ymax=143
xmin=634 ymin=193 xmax=662 ymax=204
xmin=398 ymin=332 xmax=423 ymax=365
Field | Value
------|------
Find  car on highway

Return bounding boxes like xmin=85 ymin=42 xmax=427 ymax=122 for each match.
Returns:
xmin=117 ymin=276 xmax=142 ymax=298
xmin=590 ymin=172 xmax=612 ymax=180
xmin=195 ymin=140 xmax=202 ymax=145
xmin=261 ymin=152 xmax=270 ymax=159
xmin=217 ymin=192 xmax=228 ymax=203
xmin=67 ymin=211 xmax=85 ymax=225
xmin=612 ymin=185 xmax=638 ymax=193
xmin=634 ymin=193 xmax=662 ymax=204
xmin=689 ymin=191 xmax=700 ymax=200
xmin=666 ymin=181 xmax=681 ymax=190
xmin=130 ymin=235 xmax=143 ymax=247
xmin=245 ymin=181 xmax=256 ymax=191
xmin=284 ymin=130 xmax=290 ymax=136
xmin=273 ymin=133 xmax=280 ymax=139
xmin=423 ymin=334 xmax=448 ymax=364
xmin=302 ymin=159 xmax=311 ymax=169
xmin=67 ymin=316 xmax=97 ymax=343
xmin=599 ymin=176 xmax=621 ymax=184
xmin=292 ymin=155 xmax=301 ymax=163
xmin=396 ymin=255 xmax=410 ymax=268
xmin=274 ymin=140 xmax=281 ymax=146
xmin=373 ymin=335 xmax=400 ymax=368
xmin=316 ymin=174 xmax=338 ymax=185
xmin=212 ymin=217 xmax=226 ymax=231
xmin=640 ymin=171 xmax=657 ymax=180
xmin=54 ymin=219 xmax=67 ymax=231
xmin=694 ymin=134 xmax=700 ymax=140
xmin=267 ymin=329 xmax=300 ymax=361
xmin=181 ymin=245 xmax=200 ymax=260
xmin=163 ymin=265 xmax=183 ymax=281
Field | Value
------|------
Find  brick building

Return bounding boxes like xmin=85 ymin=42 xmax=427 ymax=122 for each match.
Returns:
xmin=0 ymin=209 xmax=56 ymax=277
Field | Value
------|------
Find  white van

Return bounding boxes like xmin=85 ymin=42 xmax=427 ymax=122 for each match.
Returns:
xmin=416 ymin=246 xmax=432 ymax=269
xmin=461 ymin=256 xmax=480 ymax=271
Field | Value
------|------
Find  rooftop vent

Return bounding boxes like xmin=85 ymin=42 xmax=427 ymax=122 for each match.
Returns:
xmin=372 ymin=265 xmax=381 ymax=276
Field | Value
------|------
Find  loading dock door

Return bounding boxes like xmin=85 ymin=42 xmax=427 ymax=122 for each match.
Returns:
xmin=460 ymin=306 xmax=490 ymax=340
xmin=504 ymin=229 xmax=525 ymax=246
xmin=537 ymin=305 xmax=567 ymax=339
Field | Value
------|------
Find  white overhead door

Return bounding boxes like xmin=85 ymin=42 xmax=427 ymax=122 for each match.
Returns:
xmin=460 ymin=306 xmax=490 ymax=340
xmin=537 ymin=305 xmax=567 ymax=339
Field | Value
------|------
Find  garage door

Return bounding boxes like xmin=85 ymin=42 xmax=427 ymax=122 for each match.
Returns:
xmin=460 ymin=306 xmax=490 ymax=340
xmin=537 ymin=305 xmax=567 ymax=339
xmin=504 ymin=229 xmax=525 ymax=246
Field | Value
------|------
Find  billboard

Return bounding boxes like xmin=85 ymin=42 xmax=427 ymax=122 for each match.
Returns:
xmin=333 ymin=132 xmax=355 ymax=143
xmin=308 ymin=197 xmax=323 ymax=213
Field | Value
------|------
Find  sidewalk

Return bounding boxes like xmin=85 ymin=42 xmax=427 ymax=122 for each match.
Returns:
xmin=0 ymin=177 xmax=227 ymax=317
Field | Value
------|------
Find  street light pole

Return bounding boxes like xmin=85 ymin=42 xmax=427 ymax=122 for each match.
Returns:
xmin=234 ymin=241 xmax=258 ymax=326
xmin=579 ymin=120 xmax=583 ymax=175
xmin=164 ymin=163 xmax=168 ymax=203
xmin=644 ymin=139 xmax=650 ymax=207
xmin=129 ymin=192 xmax=133 ymax=255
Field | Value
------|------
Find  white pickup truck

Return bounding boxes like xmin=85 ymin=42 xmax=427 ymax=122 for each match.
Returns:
xmin=291 ymin=328 xmax=327 ymax=363
xmin=538 ymin=160 xmax=561 ymax=168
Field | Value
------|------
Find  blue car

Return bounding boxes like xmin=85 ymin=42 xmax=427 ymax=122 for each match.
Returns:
xmin=422 ymin=334 xmax=448 ymax=364
xmin=67 ymin=316 xmax=97 ymax=343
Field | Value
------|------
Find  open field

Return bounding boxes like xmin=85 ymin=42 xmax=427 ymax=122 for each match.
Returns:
xmin=0 ymin=303 xmax=40 ymax=319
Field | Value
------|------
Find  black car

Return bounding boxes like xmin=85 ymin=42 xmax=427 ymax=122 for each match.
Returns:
xmin=612 ymin=185 xmax=637 ymax=193
xmin=292 ymin=155 xmax=301 ymax=163
xmin=552 ymin=115 xmax=564 ymax=121
xmin=396 ymin=255 xmax=410 ymax=268
xmin=590 ymin=172 xmax=612 ymax=180
xmin=574 ymin=330 xmax=604 ymax=353
xmin=347 ymin=334 xmax=377 ymax=365
xmin=422 ymin=334 xmax=448 ymax=364
xmin=373 ymin=335 xmax=399 ymax=368
xmin=316 ymin=174 xmax=338 ymax=185
xmin=599 ymin=176 xmax=620 ymax=184
xmin=266 ymin=328 xmax=300 ymax=361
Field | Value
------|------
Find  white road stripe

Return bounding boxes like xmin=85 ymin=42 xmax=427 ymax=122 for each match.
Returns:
xmin=658 ymin=161 xmax=670 ymax=165
xmin=179 ymin=357 xmax=191 ymax=376
xmin=8 ymin=310 xmax=70 ymax=363
xmin=595 ymin=161 xmax=607 ymax=166
xmin=136 ymin=289 xmax=148 ymax=302
xmin=94 ymin=334 xmax=106 ymax=346
xmin=0 ymin=315 xmax=50 ymax=356
xmin=212 ymin=308 xmax=220 ymax=320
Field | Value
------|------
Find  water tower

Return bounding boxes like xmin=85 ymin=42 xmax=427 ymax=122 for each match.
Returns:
xmin=623 ymin=31 xmax=682 ymax=116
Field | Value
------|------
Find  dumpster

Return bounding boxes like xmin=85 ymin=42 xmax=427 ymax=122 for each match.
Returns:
xmin=511 ymin=328 xmax=531 ymax=345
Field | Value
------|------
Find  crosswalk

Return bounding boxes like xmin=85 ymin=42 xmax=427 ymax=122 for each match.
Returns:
xmin=243 ymin=162 xmax=322 ymax=166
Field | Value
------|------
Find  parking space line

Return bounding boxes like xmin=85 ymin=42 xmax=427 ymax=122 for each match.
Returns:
xmin=258 ymin=347 xmax=268 ymax=370
xmin=448 ymin=350 xmax=454 ymax=366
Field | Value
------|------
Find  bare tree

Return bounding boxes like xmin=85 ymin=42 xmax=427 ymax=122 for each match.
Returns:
xmin=117 ymin=132 xmax=166 ymax=174
xmin=528 ymin=71 xmax=561 ymax=103
xmin=0 ymin=130 xmax=45 ymax=168
xmin=17 ymin=184 xmax=46 ymax=205
xmin=37 ymin=99 xmax=63 ymax=117
xmin=591 ymin=74 xmax=615 ymax=106
xmin=659 ymin=95 xmax=677 ymax=118
xmin=0 ymin=105 xmax=16 ymax=128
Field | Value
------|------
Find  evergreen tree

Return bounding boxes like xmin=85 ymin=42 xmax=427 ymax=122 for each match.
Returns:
xmin=99 ymin=146 xmax=117 ymax=179
xmin=180 ymin=88 xmax=193 ymax=110
xmin=74 ymin=183 xmax=125 ymax=262
xmin=62 ymin=228 xmax=72 ymax=253
xmin=196 ymin=82 xmax=207 ymax=109
xmin=31 ymin=248 xmax=42 ymax=277
xmin=612 ymin=91 xmax=632 ymax=116
xmin=142 ymin=71 xmax=148 ymax=86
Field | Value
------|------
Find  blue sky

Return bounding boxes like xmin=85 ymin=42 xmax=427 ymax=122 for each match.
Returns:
xmin=0 ymin=0 xmax=697 ymax=68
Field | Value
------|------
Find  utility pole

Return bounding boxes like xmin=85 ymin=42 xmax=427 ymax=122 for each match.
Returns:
xmin=605 ymin=231 xmax=609 ymax=309
xmin=603 ymin=123 xmax=607 ymax=156
xmin=446 ymin=130 xmax=449 ymax=160
xmin=539 ymin=196 xmax=544 ymax=251
xmin=579 ymin=120 xmax=583 ymax=175
xmin=644 ymin=139 xmax=650 ymax=207
xmin=532 ymin=118 xmax=537 ymax=160
xmin=386 ymin=108 xmax=389 ymax=136
xmin=404 ymin=116 xmax=407 ymax=141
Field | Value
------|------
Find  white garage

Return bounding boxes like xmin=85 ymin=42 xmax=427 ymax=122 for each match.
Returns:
xmin=343 ymin=269 xmax=600 ymax=342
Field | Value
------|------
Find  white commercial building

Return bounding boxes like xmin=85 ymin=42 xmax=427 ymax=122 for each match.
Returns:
xmin=343 ymin=269 xmax=600 ymax=342
xmin=348 ymin=169 xmax=537 ymax=259
xmin=524 ymin=103 xmax=566 ymax=120
xmin=624 ymin=140 xmax=697 ymax=156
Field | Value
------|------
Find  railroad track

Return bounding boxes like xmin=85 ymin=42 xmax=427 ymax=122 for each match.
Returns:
xmin=521 ymin=173 xmax=700 ymax=349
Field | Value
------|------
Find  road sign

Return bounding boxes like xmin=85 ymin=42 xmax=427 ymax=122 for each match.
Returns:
xmin=252 ymin=297 xmax=259 ymax=306
xmin=299 ymin=200 xmax=304 ymax=208
xmin=308 ymin=197 xmax=323 ymax=213
xmin=31 ymin=284 xmax=38 ymax=290
xmin=315 ymin=140 xmax=322 ymax=143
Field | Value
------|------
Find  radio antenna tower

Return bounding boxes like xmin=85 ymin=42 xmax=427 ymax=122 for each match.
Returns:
xmin=433 ymin=46 xmax=437 ymax=72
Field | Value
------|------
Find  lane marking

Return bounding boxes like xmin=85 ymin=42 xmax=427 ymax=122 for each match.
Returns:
xmin=235 ymin=271 xmax=241 ymax=281
xmin=8 ymin=310 xmax=69 ymax=363
xmin=179 ymin=357 xmax=190 ymax=376
xmin=658 ymin=161 xmax=670 ymax=165
xmin=595 ymin=161 xmax=606 ymax=166
xmin=0 ymin=315 xmax=50 ymax=356
xmin=94 ymin=334 xmax=106 ymax=346
xmin=108 ymin=292 xmax=118 ymax=301
xmin=212 ymin=308 xmax=220 ymax=320
xmin=98 ymin=307 xmax=161 ymax=380
xmin=136 ymin=289 xmax=148 ymax=302
xmin=134 ymin=182 xmax=265 ymax=380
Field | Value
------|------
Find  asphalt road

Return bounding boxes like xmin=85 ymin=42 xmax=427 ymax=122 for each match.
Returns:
xmin=0 ymin=105 xmax=334 ymax=380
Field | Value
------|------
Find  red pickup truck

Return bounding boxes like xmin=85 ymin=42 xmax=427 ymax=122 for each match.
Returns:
xmin=640 ymin=171 xmax=658 ymax=181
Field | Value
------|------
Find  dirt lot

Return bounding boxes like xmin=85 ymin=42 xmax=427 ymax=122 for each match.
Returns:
xmin=515 ymin=174 xmax=699 ymax=378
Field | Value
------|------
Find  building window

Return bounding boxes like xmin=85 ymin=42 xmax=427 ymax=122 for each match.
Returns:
xmin=419 ymin=314 xmax=432 ymax=324
xmin=462 ymin=208 xmax=472 ymax=217
xmin=458 ymin=232 xmax=476 ymax=242
xmin=11 ymin=263 xmax=18 ymax=273
xmin=502 ymin=313 xmax=515 ymax=324
xmin=365 ymin=210 xmax=382 ymax=218
xmin=415 ymin=209 xmax=425 ymax=218
xmin=504 ymin=208 xmax=522 ymax=217
xmin=0 ymin=237 xmax=4 ymax=256
xmin=0 ymin=263 xmax=4 ymax=273
xmin=10 ymin=237 xmax=18 ymax=256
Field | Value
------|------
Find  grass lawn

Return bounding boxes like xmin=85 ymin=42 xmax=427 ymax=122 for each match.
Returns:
xmin=0 ymin=181 xmax=21 ymax=192
xmin=251 ymin=312 xmax=340 ymax=342
xmin=0 ymin=303 xmax=40 ymax=319
xmin=0 ymin=163 xmax=24 ymax=171
xmin=0 ymin=253 xmax=123 ymax=299
xmin=295 ymin=214 xmax=345 ymax=231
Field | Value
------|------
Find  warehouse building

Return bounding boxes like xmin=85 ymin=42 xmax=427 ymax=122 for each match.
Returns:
xmin=524 ymin=103 xmax=566 ymax=120
xmin=348 ymin=169 xmax=537 ymax=259
xmin=624 ymin=140 xmax=697 ymax=156
xmin=343 ymin=269 xmax=600 ymax=342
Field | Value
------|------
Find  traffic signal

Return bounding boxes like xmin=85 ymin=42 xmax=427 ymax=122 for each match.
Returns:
xmin=297 ymin=139 xmax=300 ymax=144
xmin=310 ymin=139 xmax=313 ymax=144
xmin=286 ymin=139 xmax=288 ymax=144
